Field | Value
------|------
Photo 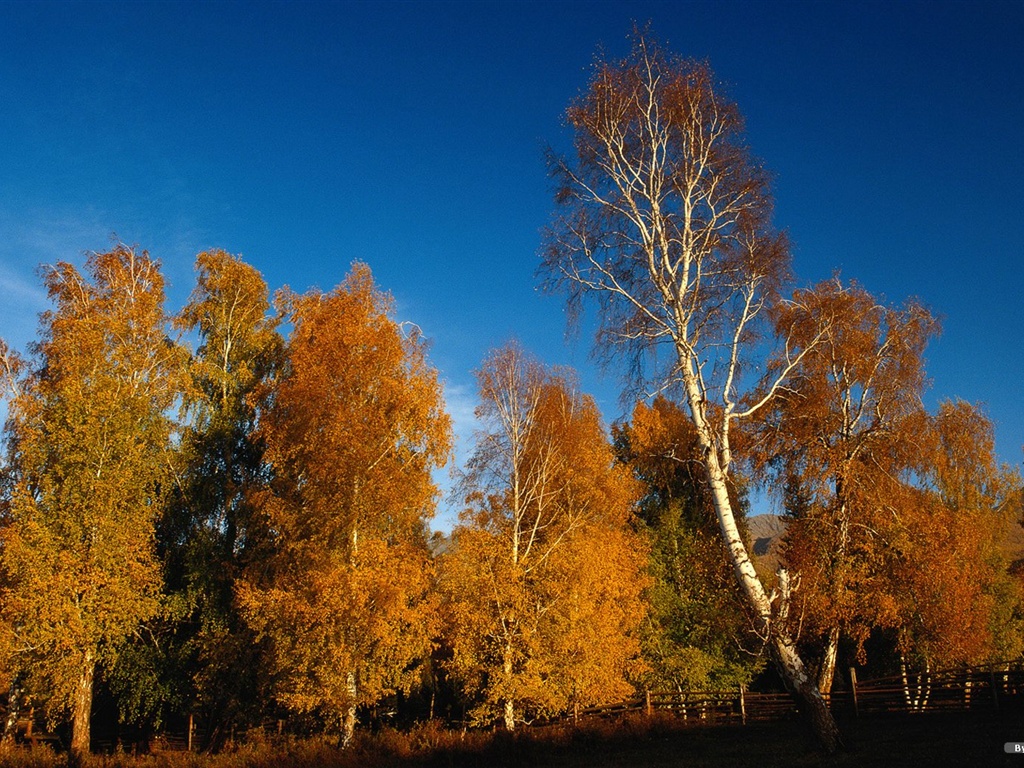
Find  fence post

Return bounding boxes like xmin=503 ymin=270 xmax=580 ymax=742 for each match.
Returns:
xmin=739 ymin=685 xmax=747 ymax=725
xmin=187 ymin=714 xmax=194 ymax=752
xmin=991 ymin=671 xmax=1000 ymax=712
xmin=849 ymin=667 xmax=859 ymax=718
xmin=645 ymin=688 xmax=652 ymax=717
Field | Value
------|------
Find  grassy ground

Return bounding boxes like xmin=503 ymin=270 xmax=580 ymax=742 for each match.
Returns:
xmin=2 ymin=708 xmax=1021 ymax=767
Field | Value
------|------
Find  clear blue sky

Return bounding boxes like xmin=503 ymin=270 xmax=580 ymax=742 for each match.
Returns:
xmin=2 ymin=1 xmax=1022 ymax=529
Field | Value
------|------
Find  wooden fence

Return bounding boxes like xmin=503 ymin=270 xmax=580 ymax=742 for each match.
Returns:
xmin=577 ymin=660 xmax=1024 ymax=725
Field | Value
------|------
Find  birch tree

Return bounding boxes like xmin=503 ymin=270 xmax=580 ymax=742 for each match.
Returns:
xmin=152 ymin=250 xmax=283 ymax=733
xmin=542 ymin=34 xmax=841 ymax=751
xmin=441 ymin=343 xmax=647 ymax=728
xmin=0 ymin=246 xmax=182 ymax=758
xmin=752 ymin=279 xmax=937 ymax=692
xmin=236 ymin=264 xmax=451 ymax=746
xmin=891 ymin=402 xmax=1022 ymax=670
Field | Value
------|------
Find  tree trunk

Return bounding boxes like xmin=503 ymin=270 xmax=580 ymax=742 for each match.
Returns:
xmin=773 ymin=634 xmax=842 ymax=752
xmin=501 ymin=638 xmax=516 ymax=733
xmin=502 ymin=640 xmax=515 ymax=731
xmin=900 ymin=655 xmax=931 ymax=711
xmin=696 ymin=422 xmax=842 ymax=754
xmin=818 ymin=492 xmax=849 ymax=697
xmin=71 ymin=648 xmax=95 ymax=759
xmin=3 ymin=676 xmax=22 ymax=742
xmin=341 ymin=670 xmax=357 ymax=748
xmin=818 ymin=625 xmax=840 ymax=694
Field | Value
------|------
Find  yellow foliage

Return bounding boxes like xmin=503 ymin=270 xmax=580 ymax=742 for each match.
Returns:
xmin=0 ymin=246 xmax=182 ymax=741
xmin=440 ymin=343 xmax=648 ymax=726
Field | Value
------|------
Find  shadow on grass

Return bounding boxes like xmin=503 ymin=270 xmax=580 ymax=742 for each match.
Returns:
xmin=2 ymin=708 xmax=1022 ymax=768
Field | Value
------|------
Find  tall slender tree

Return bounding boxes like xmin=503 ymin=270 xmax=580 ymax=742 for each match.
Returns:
xmin=542 ymin=33 xmax=841 ymax=750
xmin=0 ymin=246 xmax=182 ymax=757
xmin=236 ymin=264 xmax=451 ymax=746
xmin=129 ymin=250 xmax=283 ymax=736
xmin=441 ymin=343 xmax=647 ymax=729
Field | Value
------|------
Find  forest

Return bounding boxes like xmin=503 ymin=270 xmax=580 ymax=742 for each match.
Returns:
xmin=0 ymin=32 xmax=1021 ymax=763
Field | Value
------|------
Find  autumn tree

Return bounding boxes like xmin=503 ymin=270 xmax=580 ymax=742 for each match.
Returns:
xmin=172 ymin=249 xmax=282 ymax=573
xmin=440 ymin=343 xmax=647 ymax=729
xmin=614 ymin=398 xmax=759 ymax=693
xmin=236 ymin=264 xmax=451 ymax=746
xmin=752 ymin=279 xmax=938 ymax=692
xmin=0 ymin=246 xmax=182 ymax=757
xmin=112 ymin=250 xmax=284 ymax=736
xmin=542 ymin=33 xmax=841 ymax=750
xmin=753 ymin=283 xmax=1023 ymax=687
xmin=889 ymin=402 xmax=1023 ymax=672
xmin=0 ymin=341 xmax=23 ymax=733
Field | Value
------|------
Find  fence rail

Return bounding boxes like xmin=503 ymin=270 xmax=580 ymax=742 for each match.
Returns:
xmin=577 ymin=660 xmax=1024 ymax=725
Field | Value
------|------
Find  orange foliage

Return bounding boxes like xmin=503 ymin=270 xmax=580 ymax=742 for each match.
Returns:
xmin=754 ymin=281 xmax=936 ymax=673
xmin=616 ymin=398 xmax=757 ymax=691
xmin=889 ymin=402 xmax=1020 ymax=667
xmin=237 ymin=264 xmax=451 ymax=736
xmin=757 ymin=280 xmax=1019 ymax=674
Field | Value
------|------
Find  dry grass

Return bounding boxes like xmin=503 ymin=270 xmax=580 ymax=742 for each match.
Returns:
xmin=1 ymin=708 xmax=1019 ymax=768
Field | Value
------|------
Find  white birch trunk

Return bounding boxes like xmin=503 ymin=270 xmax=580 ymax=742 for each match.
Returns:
xmin=341 ymin=670 xmax=357 ymax=748
xmin=818 ymin=626 xmax=840 ymax=694
xmin=683 ymin=368 xmax=841 ymax=753
xmin=503 ymin=641 xmax=516 ymax=731
xmin=71 ymin=648 xmax=95 ymax=760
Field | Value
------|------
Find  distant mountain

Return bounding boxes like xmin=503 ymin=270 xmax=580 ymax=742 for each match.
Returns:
xmin=428 ymin=530 xmax=450 ymax=557
xmin=748 ymin=514 xmax=787 ymax=554
xmin=746 ymin=513 xmax=787 ymax=575
xmin=745 ymin=505 xmax=1024 ymax=581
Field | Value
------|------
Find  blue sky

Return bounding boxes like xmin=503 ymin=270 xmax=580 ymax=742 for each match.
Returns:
xmin=1 ymin=1 xmax=1022 ymax=529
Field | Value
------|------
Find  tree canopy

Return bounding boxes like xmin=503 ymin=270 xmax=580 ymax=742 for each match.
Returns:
xmin=0 ymin=246 xmax=183 ymax=756
xmin=236 ymin=264 xmax=451 ymax=744
xmin=542 ymin=31 xmax=841 ymax=751
xmin=441 ymin=343 xmax=648 ymax=728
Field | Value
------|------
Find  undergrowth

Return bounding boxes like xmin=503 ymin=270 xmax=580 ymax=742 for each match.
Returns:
xmin=0 ymin=709 xmax=1016 ymax=768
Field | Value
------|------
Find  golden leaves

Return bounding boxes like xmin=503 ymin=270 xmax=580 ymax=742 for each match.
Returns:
xmin=1 ymin=245 xmax=178 ymax=719
xmin=441 ymin=343 xmax=647 ymax=725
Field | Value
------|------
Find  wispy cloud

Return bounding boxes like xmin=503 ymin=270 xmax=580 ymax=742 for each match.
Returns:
xmin=2 ymin=208 xmax=112 ymax=263
xmin=0 ymin=209 xmax=114 ymax=349
xmin=0 ymin=202 xmax=212 ymax=344
xmin=0 ymin=265 xmax=47 ymax=306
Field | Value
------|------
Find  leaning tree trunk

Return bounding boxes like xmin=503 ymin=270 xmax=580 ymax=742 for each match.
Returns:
xmin=71 ymin=648 xmax=95 ymax=760
xmin=773 ymin=632 xmax=843 ymax=750
xmin=700 ymin=433 xmax=842 ymax=754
